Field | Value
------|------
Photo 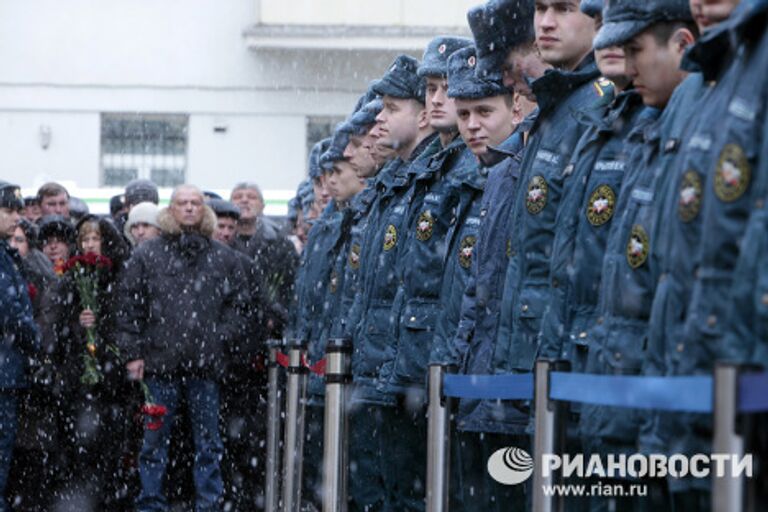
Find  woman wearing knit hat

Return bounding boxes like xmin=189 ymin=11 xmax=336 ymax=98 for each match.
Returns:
xmin=123 ymin=201 xmax=161 ymax=246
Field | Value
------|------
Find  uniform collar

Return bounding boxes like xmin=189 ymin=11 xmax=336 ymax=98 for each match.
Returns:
xmin=407 ymin=132 xmax=440 ymax=163
xmin=481 ymin=130 xmax=525 ymax=167
xmin=531 ymin=53 xmax=600 ymax=114
xmin=682 ymin=18 xmax=735 ymax=80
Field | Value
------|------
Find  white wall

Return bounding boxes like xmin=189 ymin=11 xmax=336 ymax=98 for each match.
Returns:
xmin=0 ymin=0 xmax=469 ymax=202
xmin=260 ymin=0 xmax=480 ymax=26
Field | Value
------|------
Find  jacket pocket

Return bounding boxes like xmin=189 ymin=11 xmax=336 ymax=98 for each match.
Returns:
xmin=393 ymin=301 xmax=439 ymax=386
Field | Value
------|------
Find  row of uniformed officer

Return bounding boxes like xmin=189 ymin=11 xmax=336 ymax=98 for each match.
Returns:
xmin=287 ymin=0 xmax=768 ymax=510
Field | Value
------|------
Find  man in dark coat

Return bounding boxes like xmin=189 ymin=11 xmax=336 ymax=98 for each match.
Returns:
xmin=0 ymin=181 xmax=40 ymax=512
xmin=229 ymin=182 xmax=298 ymax=330
xmin=116 ymin=185 xmax=247 ymax=512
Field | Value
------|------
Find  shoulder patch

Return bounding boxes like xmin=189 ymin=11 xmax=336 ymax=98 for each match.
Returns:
xmin=416 ymin=211 xmax=435 ymax=241
xmin=526 ymin=175 xmax=548 ymax=214
xmin=586 ymin=184 xmax=616 ymax=227
xmin=383 ymin=224 xmax=398 ymax=251
xmin=349 ymin=243 xmax=361 ymax=270
xmin=626 ymin=225 xmax=649 ymax=269
xmin=678 ymin=171 xmax=702 ymax=222
xmin=458 ymin=236 xmax=476 ymax=269
xmin=714 ymin=144 xmax=750 ymax=202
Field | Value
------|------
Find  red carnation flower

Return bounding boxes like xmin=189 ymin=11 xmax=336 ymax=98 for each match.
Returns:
xmin=140 ymin=403 xmax=168 ymax=431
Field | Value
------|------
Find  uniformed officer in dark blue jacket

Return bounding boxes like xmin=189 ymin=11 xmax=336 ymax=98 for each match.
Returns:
xmin=0 ymin=181 xmax=40 ymax=511
xmin=288 ymin=137 xmax=332 ymax=342
xmin=380 ymin=35 xmax=473 ymax=398
xmin=345 ymin=54 xmax=438 ymax=511
xmin=461 ymin=0 xmax=608 ymax=444
xmin=551 ymin=0 xmax=699 ymax=507
xmin=302 ymin=123 xmax=369 ymax=507
xmin=639 ymin=0 xmax=768 ymax=506
xmin=430 ymin=40 xmax=531 ymax=510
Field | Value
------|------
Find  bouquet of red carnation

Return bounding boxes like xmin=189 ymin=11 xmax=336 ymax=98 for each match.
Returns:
xmin=63 ymin=253 xmax=114 ymax=385
xmin=138 ymin=380 xmax=167 ymax=431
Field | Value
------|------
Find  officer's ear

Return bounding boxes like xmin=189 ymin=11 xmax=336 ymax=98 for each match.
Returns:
xmin=416 ymin=105 xmax=430 ymax=130
xmin=510 ymin=93 xmax=524 ymax=126
xmin=669 ymin=27 xmax=696 ymax=57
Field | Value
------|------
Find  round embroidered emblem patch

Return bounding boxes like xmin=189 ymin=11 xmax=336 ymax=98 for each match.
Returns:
xmin=626 ymin=225 xmax=650 ymax=269
xmin=678 ymin=171 xmax=702 ymax=222
xmin=526 ymin=176 xmax=548 ymax=214
xmin=349 ymin=243 xmax=361 ymax=270
xmin=714 ymin=144 xmax=750 ymax=202
xmin=383 ymin=224 xmax=397 ymax=251
xmin=458 ymin=236 xmax=477 ymax=269
xmin=586 ymin=184 xmax=616 ymax=226
xmin=415 ymin=211 xmax=434 ymax=241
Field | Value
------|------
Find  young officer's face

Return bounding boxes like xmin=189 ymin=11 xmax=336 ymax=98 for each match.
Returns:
xmin=701 ymin=0 xmax=740 ymax=26
xmin=624 ymin=29 xmax=691 ymax=109
xmin=425 ymin=76 xmax=458 ymax=133
xmin=455 ymin=95 xmax=517 ymax=158
xmin=503 ymin=47 xmax=550 ymax=101
xmin=367 ymin=124 xmax=398 ymax=169
xmin=327 ymin=161 xmax=363 ymax=202
xmin=343 ymin=134 xmax=377 ymax=179
xmin=374 ymin=96 xmax=422 ymax=151
xmin=595 ymin=45 xmax=628 ymax=83
xmin=534 ymin=0 xmax=596 ymax=70
xmin=312 ymin=176 xmax=331 ymax=211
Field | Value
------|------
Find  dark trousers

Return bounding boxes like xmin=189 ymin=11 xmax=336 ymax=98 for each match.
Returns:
xmin=0 ymin=392 xmax=17 ymax=512
xmin=348 ymin=401 xmax=427 ymax=512
xmin=137 ymin=378 xmax=223 ymax=512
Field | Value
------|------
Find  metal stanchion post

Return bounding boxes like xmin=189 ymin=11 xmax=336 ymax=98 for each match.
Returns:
xmin=426 ymin=364 xmax=451 ymax=512
xmin=282 ymin=340 xmax=308 ymax=512
xmin=533 ymin=360 xmax=567 ymax=512
xmin=712 ymin=363 xmax=744 ymax=512
xmin=322 ymin=337 xmax=353 ymax=512
xmin=265 ymin=339 xmax=284 ymax=512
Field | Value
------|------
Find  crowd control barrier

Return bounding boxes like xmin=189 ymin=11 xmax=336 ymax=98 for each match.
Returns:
xmin=281 ymin=340 xmax=309 ymax=512
xmin=265 ymin=339 xmax=285 ymax=512
xmin=426 ymin=361 xmax=768 ymax=512
xmin=321 ymin=338 xmax=353 ymax=512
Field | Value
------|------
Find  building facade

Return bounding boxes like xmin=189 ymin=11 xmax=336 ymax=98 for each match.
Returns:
xmin=0 ymin=0 xmax=472 ymax=213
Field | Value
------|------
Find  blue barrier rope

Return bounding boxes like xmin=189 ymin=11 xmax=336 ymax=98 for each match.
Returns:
xmin=441 ymin=369 xmax=768 ymax=414
xmin=442 ymin=373 xmax=533 ymax=400
xmin=738 ymin=373 xmax=768 ymax=413
xmin=549 ymin=372 xmax=713 ymax=413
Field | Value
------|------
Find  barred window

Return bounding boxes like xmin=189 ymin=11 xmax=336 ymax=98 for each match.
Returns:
xmin=306 ymin=115 xmax=344 ymax=163
xmin=101 ymin=113 xmax=189 ymax=187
